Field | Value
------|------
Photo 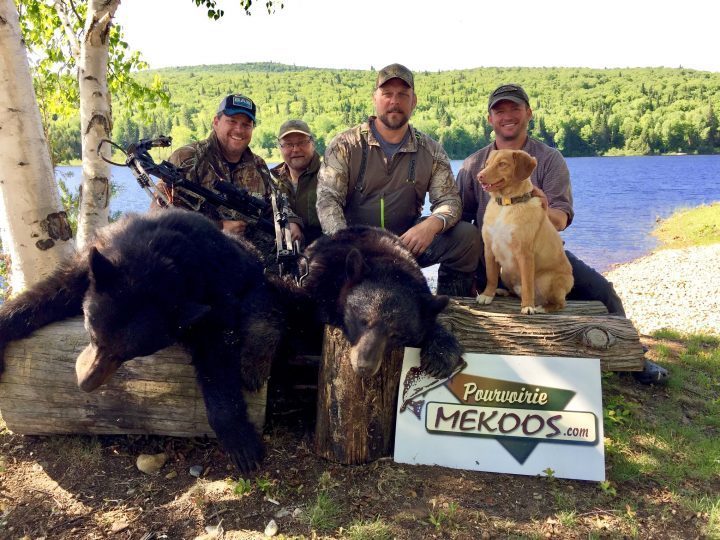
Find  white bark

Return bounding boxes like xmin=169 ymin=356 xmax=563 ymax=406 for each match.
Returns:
xmin=0 ymin=0 xmax=75 ymax=293
xmin=75 ymin=0 xmax=120 ymax=249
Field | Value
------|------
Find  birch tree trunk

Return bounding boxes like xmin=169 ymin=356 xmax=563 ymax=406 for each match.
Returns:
xmin=75 ymin=0 xmax=120 ymax=249
xmin=0 ymin=0 xmax=75 ymax=293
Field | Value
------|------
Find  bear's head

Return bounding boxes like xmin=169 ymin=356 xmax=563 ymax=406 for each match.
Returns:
xmin=75 ymin=247 xmax=211 ymax=392
xmin=341 ymin=248 xmax=449 ymax=377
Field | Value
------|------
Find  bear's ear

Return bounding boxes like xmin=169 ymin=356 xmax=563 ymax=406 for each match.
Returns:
xmin=345 ymin=248 xmax=366 ymax=284
xmin=177 ymin=302 xmax=211 ymax=328
xmin=424 ymin=294 xmax=450 ymax=316
xmin=88 ymin=247 xmax=119 ymax=292
xmin=512 ymin=151 xmax=537 ymax=181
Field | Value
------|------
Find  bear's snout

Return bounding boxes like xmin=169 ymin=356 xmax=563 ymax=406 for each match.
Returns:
xmin=76 ymin=344 xmax=122 ymax=392
xmin=348 ymin=327 xmax=387 ymax=377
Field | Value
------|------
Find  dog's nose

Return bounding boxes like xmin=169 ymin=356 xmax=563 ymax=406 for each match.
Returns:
xmin=477 ymin=170 xmax=485 ymax=181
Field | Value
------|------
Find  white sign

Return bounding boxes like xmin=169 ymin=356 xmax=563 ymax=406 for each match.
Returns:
xmin=393 ymin=351 xmax=605 ymax=481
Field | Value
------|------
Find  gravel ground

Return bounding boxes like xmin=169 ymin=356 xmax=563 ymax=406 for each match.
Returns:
xmin=604 ymin=243 xmax=720 ymax=336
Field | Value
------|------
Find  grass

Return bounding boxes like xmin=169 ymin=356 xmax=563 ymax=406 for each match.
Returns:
xmin=652 ymin=202 xmax=720 ymax=248
xmin=602 ymin=331 xmax=720 ymax=538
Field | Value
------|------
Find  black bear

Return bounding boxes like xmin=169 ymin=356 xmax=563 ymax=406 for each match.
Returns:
xmin=0 ymin=209 xmax=310 ymax=473
xmin=301 ymin=226 xmax=463 ymax=378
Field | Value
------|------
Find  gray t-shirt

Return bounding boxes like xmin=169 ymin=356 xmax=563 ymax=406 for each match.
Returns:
xmin=457 ymin=137 xmax=574 ymax=228
xmin=370 ymin=120 xmax=411 ymax=160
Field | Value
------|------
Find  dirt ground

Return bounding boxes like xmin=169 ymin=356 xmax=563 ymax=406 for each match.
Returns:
xmin=0 ymin=337 xmax=715 ymax=539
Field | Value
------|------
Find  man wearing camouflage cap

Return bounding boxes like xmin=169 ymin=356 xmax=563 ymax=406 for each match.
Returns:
xmin=271 ymin=119 xmax=323 ymax=245
xmin=316 ymin=63 xmax=481 ymax=296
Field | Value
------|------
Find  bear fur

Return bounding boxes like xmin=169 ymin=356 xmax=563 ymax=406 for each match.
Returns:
xmin=301 ymin=226 xmax=463 ymax=378
xmin=0 ymin=209 xmax=313 ymax=473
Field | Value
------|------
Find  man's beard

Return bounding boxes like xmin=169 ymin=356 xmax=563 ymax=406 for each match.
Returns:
xmin=378 ymin=109 xmax=410 ymax=130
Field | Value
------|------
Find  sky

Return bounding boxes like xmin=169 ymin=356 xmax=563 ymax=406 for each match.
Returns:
xmin=114 ymin=0 xmax=720 ymax=73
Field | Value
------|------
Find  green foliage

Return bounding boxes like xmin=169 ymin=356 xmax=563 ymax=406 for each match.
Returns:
xmin=598 ymin=480 xmax=617 ymax=497
xmin=427 ymin=501 xmax=459 ymax=531
xmin=303 ymin=491 xmax=343 ymax=533
xmin=232 ymin=477 xmax=253 ymax=496
xmin=345 ymin=518 xmax=394 ymax=540
xmin=17 ymin=0 xmax=169 ymax=165
xmin=39 ymin=63 xmax=720 ymax=163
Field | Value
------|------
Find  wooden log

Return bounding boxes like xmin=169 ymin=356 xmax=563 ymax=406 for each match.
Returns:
xmin=440 ymin=297 xmax=645 ymax=371
xmin=0 ymin=317 xmax=266 ymax=437
xmin=314 ymin=325 xmax=403 ymax=465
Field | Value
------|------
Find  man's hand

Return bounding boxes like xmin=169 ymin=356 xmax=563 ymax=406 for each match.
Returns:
xmin=289 ymin=222 xmax=303 ymax=243
xmin=221 ymin=219 xmax=248 ymax=235
xmin=530 ymin=186 xmax=549 ymax=211
xmin=399 ymin=216 xmax=444 ymax=256
xmin=531 ymin=186 xmax=567 ymax=231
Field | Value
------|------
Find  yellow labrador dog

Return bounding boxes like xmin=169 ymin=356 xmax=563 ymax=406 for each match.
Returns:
xmin=476 ymin=149 xmax=573 ymax=314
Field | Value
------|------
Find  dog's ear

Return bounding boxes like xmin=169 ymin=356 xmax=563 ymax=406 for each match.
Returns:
xmin=512 ymin=151 xmax=537 ymax=181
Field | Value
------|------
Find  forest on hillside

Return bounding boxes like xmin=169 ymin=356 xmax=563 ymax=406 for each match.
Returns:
xmin=48 ymin=63 xmax=720 ymax=162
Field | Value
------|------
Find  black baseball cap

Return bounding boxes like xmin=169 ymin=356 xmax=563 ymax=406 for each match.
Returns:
xmin=217 ymin=94 xmax=256 ymax=122
xmin=488 ymin=84 xmax=530 ymax=112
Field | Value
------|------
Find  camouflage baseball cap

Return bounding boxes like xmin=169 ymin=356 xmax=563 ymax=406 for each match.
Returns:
xmin=488 ymin=84 xmax=530 ymax=112
xmin=278 ymin=119 xmax=313 ymax=139
xmin=375 ymin=63 xmax=414 ymax=89
xmin=217 ymin=94 xmax=256 ymax=122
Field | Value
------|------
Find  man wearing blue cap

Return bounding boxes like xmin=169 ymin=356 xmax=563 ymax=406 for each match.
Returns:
xmin=158 ymin=94 xmax=276 ymax=236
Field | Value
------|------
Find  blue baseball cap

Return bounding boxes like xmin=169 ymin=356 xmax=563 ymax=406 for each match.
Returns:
xmin=217 ymin=94 xmax=256 ymax=122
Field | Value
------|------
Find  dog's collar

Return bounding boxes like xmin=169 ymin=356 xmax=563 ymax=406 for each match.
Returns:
xmin=495 ymin=191 xmax=533 ymax=206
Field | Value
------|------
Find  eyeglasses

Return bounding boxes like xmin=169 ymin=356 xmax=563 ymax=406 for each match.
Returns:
xmin=278 ymin=139 xmax=313 ymax=150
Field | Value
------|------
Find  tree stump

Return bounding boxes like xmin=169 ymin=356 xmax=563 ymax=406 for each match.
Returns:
xmin=0 ymin=317 xmax=266 ymax=436
xmin=314 ymin=325 xmax=404 ymax=465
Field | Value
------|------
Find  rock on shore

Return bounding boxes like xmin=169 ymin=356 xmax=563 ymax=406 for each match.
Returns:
xmin=604 ymin=243 xmax=720 ymax=336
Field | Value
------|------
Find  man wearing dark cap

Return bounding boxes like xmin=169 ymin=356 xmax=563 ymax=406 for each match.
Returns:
xmin=271 ymin=119 xmax=322 ymax=245
xmin=317 ymin=63 xmax=481 ymax=296
xmin=157 ymin=94 xmax=274 ymax=237
xmin=457 ymin=83 xmax=668 ymax=383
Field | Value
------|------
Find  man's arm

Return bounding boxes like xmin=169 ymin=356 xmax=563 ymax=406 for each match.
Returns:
xmin=400 ymin=143 xmax=460 ymax=255
xmin=456 ymin=166 xmax=479 ymax=223
xmin=536 ymin=148 xmax=574 ymax=230
xmin=316 ymin=137 xmax=351 ymax=235
xmin=426 ymin=144 xmax=462 ymax=228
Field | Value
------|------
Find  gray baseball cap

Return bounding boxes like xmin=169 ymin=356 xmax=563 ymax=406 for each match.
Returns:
xmin=488 ymin=84 xmax=530 ymax=112
xmin=375 ymin=63 xmax=414 ymax=89
xmin=278 ymin=119 xmax=313 ymax=139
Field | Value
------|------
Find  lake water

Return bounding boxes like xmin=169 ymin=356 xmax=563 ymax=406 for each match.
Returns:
xmin=57 ymin=154 xmax=720 ymax=273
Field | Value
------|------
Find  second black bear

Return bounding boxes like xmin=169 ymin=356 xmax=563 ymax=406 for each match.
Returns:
xmin=0 ymin=210 xmax=310 ymax=472
xmin=302 ymin=226 xmax=463 ymax=378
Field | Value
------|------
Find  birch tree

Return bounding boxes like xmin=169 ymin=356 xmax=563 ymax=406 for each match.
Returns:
xmin=0 ymin=0 xmax=74 ymax=293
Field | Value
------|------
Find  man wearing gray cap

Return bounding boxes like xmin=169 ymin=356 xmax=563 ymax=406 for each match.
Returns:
xmin=457 ymin=83 xmax=668 ymax=383
xmin=157 ymin=94 xmax=273 ymax=237
xmin=271 ymin=119 xmax=322 ymax=245
xmin=317 ymin=63 xmax=481 ymax=296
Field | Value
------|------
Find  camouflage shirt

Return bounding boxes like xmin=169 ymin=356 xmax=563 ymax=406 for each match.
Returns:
xmin=271 ymin=152 xmax=323 ymax=244
xmin=160 ymin=131 xmax=272 ymax=224
xmin=316 ymin=117 xmax=461 ymax=235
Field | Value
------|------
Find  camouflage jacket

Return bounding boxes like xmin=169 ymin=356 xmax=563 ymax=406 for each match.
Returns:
xmin=271 ymin=152 xmax=323 ymax=244
xmin=316 ymin=117 xmax=461 ymax=235
xmin=160 ymin=131 xmax=273 ymax=224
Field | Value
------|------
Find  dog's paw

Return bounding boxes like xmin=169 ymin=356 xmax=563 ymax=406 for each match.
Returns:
xmin=521 ymin=305 xmax=538 ymax=315
xmin=496 ymin=288 xmax=510 ymax=297
xmin=476 ymin=293 xmax=495 ymax=305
